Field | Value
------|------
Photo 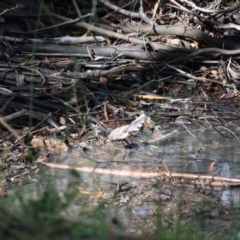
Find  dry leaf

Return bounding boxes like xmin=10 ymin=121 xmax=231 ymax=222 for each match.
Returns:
xmin=94 ymin=190 xmax=104 ymax=202
xmin=50 ymin=72 xmax=61 ymax=77
xmin=31 ymin=135 xmax=68 ymax=152
xmin=108 ymin=114 xmax=145 ymax=140
xmin=100 ymin=76 xmax=107 ymax=82
xmin=0 ymin=187 xmax=7 ymax=197
xmin=77 ymin=187 xmax=93 ymax=195
xmin=209 ymin=70 xmax=219 ymax=79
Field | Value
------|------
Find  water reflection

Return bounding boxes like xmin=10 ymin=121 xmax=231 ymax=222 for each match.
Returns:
xmin=222 ymin=188 xmax=240 ymax=206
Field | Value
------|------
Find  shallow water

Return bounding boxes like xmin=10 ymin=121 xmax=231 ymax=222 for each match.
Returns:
xmin=9 ymin=119 xmax=240 ymax=233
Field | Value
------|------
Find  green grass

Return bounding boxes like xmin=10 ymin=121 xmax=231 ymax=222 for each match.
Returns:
xmin=0 ymin=169 xmax=239 ymax=240
xmin=0 ymin=176 xmax=108 ymax=240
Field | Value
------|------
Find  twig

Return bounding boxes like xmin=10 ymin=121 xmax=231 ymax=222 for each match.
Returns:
xmin=169 ymin=0 xmax=221 ymax=26
xmin=0 ymin=5 xmax=20 ymax=16
xmin=181 ymin=122 xmax=197 ymax=140
xmin=28 ymin=13 xmax=93 ymax=33
xmin=98 ymin=0 xmax=156 ymax=26
xmin=217 ymin=126 xmax=240 ymax=144
xmin=166 ymin=64 xmax=236 ymax=89
xmin=71 ymin=0 xmax=82 ymax=18
xmin=180 ymin=0 xmax=240 ymax=14
xmin=0 ymin=116 xmax=19 ymax=140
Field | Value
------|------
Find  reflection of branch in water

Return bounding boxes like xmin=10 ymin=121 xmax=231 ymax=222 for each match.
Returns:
xmin=217 ymin=126 xmax=240 ymax=144
xmin=146 ymin=130 xmax=178 ymax=145
xmin=181 ymin=122 xmax=196 ymax=139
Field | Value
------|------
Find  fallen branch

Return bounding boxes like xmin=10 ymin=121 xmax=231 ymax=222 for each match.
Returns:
xmin=122 ymin=24 xmax=240 ymax=50
xmin=42 ymin=162 xmax=240 ymax=187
